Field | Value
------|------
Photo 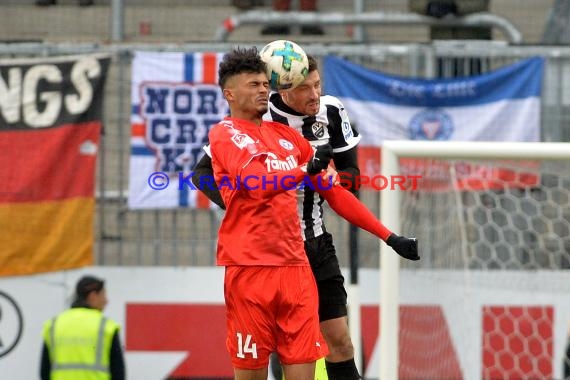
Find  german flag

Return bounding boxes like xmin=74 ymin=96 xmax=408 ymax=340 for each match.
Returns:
xmin=0 ymin=54 xmax=110 ymax=276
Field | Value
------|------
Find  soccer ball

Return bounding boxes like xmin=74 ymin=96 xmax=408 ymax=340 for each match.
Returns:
xmin=259 ymin=40 xmax=309 ymax=90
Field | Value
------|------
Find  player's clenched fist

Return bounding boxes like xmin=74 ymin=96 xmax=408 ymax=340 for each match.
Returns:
xmin=307 ymin=144 xmax=333 ymax=175
xmin=387 ymin=234 xmax=420 ymax=261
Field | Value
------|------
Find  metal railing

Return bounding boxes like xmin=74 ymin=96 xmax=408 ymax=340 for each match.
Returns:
xmin=215 ymin=11 xmax=523 ymax=43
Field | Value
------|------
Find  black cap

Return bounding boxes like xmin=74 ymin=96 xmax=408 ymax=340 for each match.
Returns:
xmin=75 ymin=275 xmax=104 ymax=298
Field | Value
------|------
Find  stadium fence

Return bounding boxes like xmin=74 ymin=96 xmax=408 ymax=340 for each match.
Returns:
xmin=0 ymin=41 xmax=569 ymax=270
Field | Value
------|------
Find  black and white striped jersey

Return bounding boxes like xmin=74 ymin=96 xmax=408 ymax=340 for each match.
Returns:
xmin=263 ymin=92 xmax=361 ymax=240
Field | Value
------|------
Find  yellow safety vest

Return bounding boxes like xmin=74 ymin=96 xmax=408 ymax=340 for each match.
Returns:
xmin=282 ymin=357 xmax=328 ymax=380
xmin=42 ymin=308 xmax=120 ymax=380
xmin=314 ymin=357 xmax=328 ymax=380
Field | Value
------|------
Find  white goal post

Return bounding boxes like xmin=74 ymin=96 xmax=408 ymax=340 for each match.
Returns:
xmin=379 ymin=140 xmax=570 ymax=380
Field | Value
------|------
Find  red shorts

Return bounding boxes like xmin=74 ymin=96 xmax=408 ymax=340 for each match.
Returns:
xmin=224 ymin=266 xmax=328 ymax=369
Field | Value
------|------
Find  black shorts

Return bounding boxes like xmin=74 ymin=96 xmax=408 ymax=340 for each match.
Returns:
xmin=304 ymin=231 xmax=348 ymax=322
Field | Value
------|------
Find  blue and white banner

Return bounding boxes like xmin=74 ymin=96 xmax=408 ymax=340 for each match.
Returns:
xmin=128 ymin=52 xmax=228 ymax=209
xmin=323 ymin=56 xmax=544 ymax=145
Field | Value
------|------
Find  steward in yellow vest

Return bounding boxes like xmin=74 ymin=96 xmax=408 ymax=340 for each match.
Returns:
xmin=271 ymin=353 xmax=329 ymax=379
xmin=40 ymin=275 xmax=125 ymax=380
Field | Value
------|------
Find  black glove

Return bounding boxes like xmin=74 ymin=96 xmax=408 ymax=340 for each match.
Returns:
xmin=386 ymin=233 xmax=420 ymax=261
xmin=426 ymin=1 xmax=458 ymax=18
xmin=306 ymin=144 xmax=333 ymax=175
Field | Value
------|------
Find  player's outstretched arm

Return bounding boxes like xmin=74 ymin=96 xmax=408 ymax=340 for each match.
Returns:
xmin=313 ymin=175 xmax=420 ymax=261
xmin=332 ymin=146 xmax=360 ymax=195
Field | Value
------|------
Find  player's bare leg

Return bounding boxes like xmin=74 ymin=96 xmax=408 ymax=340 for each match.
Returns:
xmin=320 ymin=316 xmax=354 ymax=362
xmin=282 ymin=362 xmax=316 ymax=380
xmin=320 ymin=316 xmax=361 ymax=378
xmin=234 ymin=367 xmax=268 ymax=380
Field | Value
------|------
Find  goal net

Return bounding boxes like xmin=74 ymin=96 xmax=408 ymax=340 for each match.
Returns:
xmin=375 ymin=141 xmax=570 ymax=380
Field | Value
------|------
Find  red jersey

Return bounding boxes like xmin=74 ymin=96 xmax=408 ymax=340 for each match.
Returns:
xmin=209 ymin=117 xmax=314 ymax=266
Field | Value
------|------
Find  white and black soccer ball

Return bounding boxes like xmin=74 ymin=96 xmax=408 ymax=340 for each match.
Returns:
xmin=259 ymin=39 xmax=309 ymax=90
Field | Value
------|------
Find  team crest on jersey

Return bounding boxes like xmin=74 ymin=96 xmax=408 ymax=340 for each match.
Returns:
xmin=231 ymin=133 xmax=255 ymax=149
xmin=279 ymin=139 xmax=294 ymax=150
xmin=342 ymin=122 xmax=353 ymax=140
xmin=311 ymin=122 xmax=326 ymax=138
xmin=408 ymin=109 xmax=454 ymax=140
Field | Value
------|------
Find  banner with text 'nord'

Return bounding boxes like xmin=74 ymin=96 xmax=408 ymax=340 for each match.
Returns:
xmin=128 ymin=52 xmax=228 ymax=209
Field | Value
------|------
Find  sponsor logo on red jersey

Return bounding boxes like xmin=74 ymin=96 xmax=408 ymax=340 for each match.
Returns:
xmin=264 ymin=153 xmax=298 ymax=172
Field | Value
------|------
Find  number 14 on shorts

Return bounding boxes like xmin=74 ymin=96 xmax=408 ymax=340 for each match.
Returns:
xmin=236 ymin=332 xmax=258 ymax=358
